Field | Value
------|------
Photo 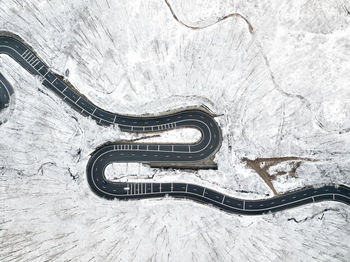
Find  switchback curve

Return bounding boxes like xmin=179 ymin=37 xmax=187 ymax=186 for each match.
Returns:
xmin=1 ymin=31 xmax=349 ymax=215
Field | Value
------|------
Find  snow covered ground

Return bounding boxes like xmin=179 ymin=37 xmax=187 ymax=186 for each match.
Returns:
xmin=1 ymin=0 xmax=349 ymax=261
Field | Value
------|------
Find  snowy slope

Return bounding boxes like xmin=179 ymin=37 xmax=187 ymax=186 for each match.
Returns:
xmin=1 ymin=0 xmax=349 ymax=261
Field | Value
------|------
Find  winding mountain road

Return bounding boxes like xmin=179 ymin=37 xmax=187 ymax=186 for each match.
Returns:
xmin=1 ymin=31 xmax=349 ymax=215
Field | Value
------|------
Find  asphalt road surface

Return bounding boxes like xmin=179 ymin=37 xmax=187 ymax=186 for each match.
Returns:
xmin=1 ymin=31 xmax=349 ymax=215
xmin=0 ymin=73 xmax=13 ymax=109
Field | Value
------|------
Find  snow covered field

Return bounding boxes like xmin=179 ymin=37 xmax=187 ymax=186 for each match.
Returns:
xmin=1 ymin=0 xmax=349 ymax=261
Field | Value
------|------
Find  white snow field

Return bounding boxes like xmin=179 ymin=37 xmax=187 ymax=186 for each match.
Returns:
xmin=1 ymin=0 xmax=350 ymax=261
